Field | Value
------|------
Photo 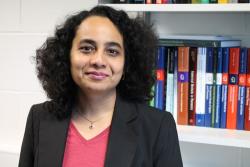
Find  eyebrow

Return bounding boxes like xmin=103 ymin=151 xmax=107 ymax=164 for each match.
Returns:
xmin=79 ymin=39 xmax=122 ymax=49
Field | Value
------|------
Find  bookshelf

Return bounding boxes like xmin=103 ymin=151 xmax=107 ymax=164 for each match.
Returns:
xmin=178 ymin=125 xmax=250 ymax=148
xmin=98 ymin=1 xmax=250 ymax=166
xmin=102 ymin=4 xmax=250 ymax=12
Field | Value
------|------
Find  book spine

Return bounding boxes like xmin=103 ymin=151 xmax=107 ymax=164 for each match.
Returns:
xmin=196 ymin=47 xmax=207 ymax=126
xmin=146 ymin=0 xmax=153 ymax=3
xmin=192 ymin=0 xmax=201 ymax=3
xmin=209 ymin=0 xmax=218 ymax=3
xmin=245 ymin=87 xmax=250 ymax=131
xmin=245 ymin=48 xmax=250 ymax=131
xmin=173 ymin=48 xmax=178 ymax=122
xmin=211 ymin=48 xmax=218 ymax=127
xmin=165 ymin=47 xmax=175 ymax=115
xmin=220 ymin=48 xmax=229 ymax=128
xmin=205 ymin=47 xmax=214 ymax=127
xmin=237 ymin=48 xmax=248 ymax=130
xmin=214 ymin=48 xmax=223 ymax=128
xmin=188 ymin=47 xmax=197 ymax=125
xmin=177 ymin=47 xmax=189 ymax=125
xmin=227 ymin=48 xmax=240 ymax=129
xmin=238 ymin=0 xmax=249 ymax=3
xmin=155 ymin=46 xmax=165 ymax=110
xmin=201 ymin=0 xmax=210 ymax=3
xmin=218 ymin=0 xmax=228 ymax=3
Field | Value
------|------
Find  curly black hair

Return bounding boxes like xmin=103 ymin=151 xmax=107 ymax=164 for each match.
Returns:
xmin=36 ymin=5 xmax=158 ymax=119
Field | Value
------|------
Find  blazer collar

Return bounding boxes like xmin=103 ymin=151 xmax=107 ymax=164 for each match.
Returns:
xmin=105 ymin=96 xmax=138 ymax=167
xmin=38 ymin=113 xmax=70 ymax=167
xmin=38 ymin=96 xmax=138 ymax=167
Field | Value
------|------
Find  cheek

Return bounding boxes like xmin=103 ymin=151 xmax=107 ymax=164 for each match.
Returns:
xmin=71 ymin=57 xmax=87 ymax=70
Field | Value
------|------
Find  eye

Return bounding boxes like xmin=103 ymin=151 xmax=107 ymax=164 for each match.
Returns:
xmin=106 ymin=48 xmax=120 ymax=57
xmin=79 ymin=45 xmax=95 ymax=54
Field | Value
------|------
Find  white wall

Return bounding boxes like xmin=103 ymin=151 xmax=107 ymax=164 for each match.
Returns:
xmin=0 ymin=0 xmax=98 ymax=166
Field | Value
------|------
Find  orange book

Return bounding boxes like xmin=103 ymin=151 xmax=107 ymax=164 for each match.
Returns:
xmin=177 ymin=47 xmax=190 ymax=125
xmin=156 ymin=0 xmax=162 ymax=3
xmin=226 ymin=48 xmax=240 ymax=129
xmin=245 ymin=48 xmax=250 ymax=131
xmin=218 ymin=0 xmax=228 ymax=3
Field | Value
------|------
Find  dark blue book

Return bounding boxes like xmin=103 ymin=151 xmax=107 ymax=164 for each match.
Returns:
xmin=237 ymin=48 xmax=248 ymax=130
xmin=220 ymin=48 xmax=230 ymax=128
xmin=155 ymin=46 xmax=165 ymax=110
xmin=214 ymin=48 xmax=223 ymax=128
xmin=205 ymin=47 xmax=214 ymax=127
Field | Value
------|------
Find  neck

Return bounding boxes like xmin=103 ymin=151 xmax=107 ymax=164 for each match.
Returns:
xmin=77 ymin=90 xmax=117 ymax=118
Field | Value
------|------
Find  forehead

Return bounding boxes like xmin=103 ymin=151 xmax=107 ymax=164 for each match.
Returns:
xmin=75 ymin=16 xmax=123 ymax=43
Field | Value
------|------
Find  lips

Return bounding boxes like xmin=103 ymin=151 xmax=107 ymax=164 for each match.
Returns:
xmin=85 ymin=71 xmax=109 ymax=80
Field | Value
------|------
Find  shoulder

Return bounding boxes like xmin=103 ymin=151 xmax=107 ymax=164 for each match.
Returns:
xmin=135 ymin=103 xmax=175 ymax=127
xmin=28 ymin=101 xmax=59 ymax=121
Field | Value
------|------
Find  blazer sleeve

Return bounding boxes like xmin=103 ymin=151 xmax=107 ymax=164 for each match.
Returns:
xmin=154 ymin=112 xmax=183 ymax=167
xmin=18 ymin=105 xmax=37 ymax=167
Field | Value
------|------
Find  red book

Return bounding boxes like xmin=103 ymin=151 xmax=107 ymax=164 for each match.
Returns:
xmin=177 ymin=47 xmax=190 ymax=125
xmin=227 ymin=48 xmax=240 ymax=129
xmin=245 ymin=48 xmax=250 ymax=131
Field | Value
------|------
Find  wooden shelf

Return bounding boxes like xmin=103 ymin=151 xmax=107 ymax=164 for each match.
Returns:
xmin=177 ymin=125 xmax=250 ymax=148
xmin=102 ymin=4 xmax=250 ymax=12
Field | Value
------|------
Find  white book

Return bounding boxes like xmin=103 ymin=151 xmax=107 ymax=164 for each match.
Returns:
xmin=195 ymin=47 xmax=207 ymax=126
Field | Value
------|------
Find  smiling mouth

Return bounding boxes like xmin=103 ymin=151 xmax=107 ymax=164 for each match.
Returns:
xmin=85 ymin=71 xmax=109 ymax=80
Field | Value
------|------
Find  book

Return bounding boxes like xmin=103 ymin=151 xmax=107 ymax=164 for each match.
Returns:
xmin=196 ymin=47 xmax=207 ymax=126
xmin=218 ymin=0 xmax=228 ymax=2
xmin=238 ymin=0 xmax=249 ymax=2
xmin=205 ymin=47 xmax=214 ymax=127
xmin=227 ymin=48 xmax=240 ymax=129
xmin=220 ymin=48 xmax=230 ymax=128
xmin=177 ymin=47 xmax=190 ymax=125
xmin=165 ymin=47 xmax=175 ymax=115
xmin=237 ymin=48 xmax=248 ymax=130
xmin=209 ymin=0 xmax=218 ymax=3
xmin=211 ymin=48 xmax=218 ymax=127
xmin=188 ymin=47 xmax=197 ymax=125
xmin=244 ymin=48 xmax=250 ymax=131
xmin=173 ymin=47 xmax=178 ymax=121
xmin=155 ymin=46 xmax=166 ymax=110
xmin=214 ymin=48 xmax=223 ymax=128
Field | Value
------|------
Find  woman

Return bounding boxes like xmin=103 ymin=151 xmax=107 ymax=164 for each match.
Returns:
xmin=18 ymin=5 xmax=183 ymax=167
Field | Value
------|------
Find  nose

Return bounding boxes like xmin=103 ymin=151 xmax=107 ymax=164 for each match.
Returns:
xmin=89 ymin=50 xmax=106 ymax=68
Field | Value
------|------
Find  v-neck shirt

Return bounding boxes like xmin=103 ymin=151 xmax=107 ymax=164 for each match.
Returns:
xmin=62 ymin=121 xmax=110 ymax=167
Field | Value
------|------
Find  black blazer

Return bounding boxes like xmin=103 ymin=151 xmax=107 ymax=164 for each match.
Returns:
xmin=18 ymin=96 xmax=183 ymax=167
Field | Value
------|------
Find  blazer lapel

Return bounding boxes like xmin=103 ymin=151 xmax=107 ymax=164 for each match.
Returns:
xmin=105 ymin=96 xmax=138 ymax=167
xmin=38 ymin=115 xmax=70 ymax=167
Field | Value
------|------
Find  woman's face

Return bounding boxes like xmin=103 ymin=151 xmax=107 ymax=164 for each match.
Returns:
xmin=70 ymin=16 xmax=125 ymax=96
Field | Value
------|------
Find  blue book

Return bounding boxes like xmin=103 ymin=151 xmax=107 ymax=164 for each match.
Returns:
xmin=220 ymin=48 xmax=230 ymax=128
xmin=214 ymin=48 xmax=223 ymax=128
xmin=155 ymin=46 xmax=165 ymax=110
xmin=237 ymin=48 xmax=248 ymax=130
xmin=205 ymin=47 xmax=214 ymax=127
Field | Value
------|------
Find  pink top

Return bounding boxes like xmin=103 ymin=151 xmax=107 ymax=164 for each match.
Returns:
xmin=62 ymin=121 xmax=110 ymax=167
